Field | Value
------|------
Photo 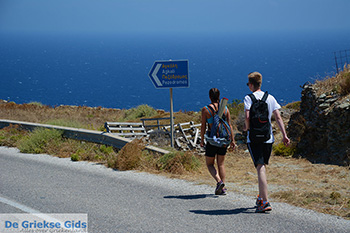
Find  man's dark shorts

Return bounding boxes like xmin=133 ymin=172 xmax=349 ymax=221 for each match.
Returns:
xmin=247 ymin=143 xmax=273 ymax=167
xmin=205 ymin=142 xmax=228 ymax=157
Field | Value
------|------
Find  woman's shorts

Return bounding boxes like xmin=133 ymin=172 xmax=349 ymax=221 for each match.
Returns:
xmin=247 ymin=143 xmax=273 ymax=167
xmin=205 ymin=142 xmax=228 ymax=157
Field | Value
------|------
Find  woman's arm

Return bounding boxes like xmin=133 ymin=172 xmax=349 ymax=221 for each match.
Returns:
xmin=200 ymin=107 xmax=208 ymax=147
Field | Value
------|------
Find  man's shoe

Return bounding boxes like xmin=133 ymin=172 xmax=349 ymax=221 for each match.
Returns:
xmin=256 ymin=201 xmax=272 ymax=213
xmin=215 ymin=181 xmax=225 ymax=195
xmin=255 ymin=195 xmax=262 ymax=208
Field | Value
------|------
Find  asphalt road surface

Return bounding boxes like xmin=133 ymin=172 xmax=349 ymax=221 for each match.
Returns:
xmin=1 ymin=147 xmax=349 ymax=232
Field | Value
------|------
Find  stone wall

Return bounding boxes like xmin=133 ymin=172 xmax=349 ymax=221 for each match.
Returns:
xmin=288 ymin=83 xmax=350 ymax=166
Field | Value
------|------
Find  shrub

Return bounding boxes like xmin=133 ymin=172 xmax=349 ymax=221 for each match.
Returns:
xmin=71 ymin=153 xmax=80 ymax=161
xmin=330 ymin=191 xmax=341 ymax=200
xmin=227 ymin=99 xmax=244 ymax=119
xmin=284 ymin=101 xmax=301 ymax=110
xmin=28 ymin=101 xmax=44 ymax=107
xmin=0 ymin=125 xmax=27 ymax=147
xmin=18 ymin=128 xmax=63 ymax=154
xmin=99 ymin=145 xmax=114 ymax=154
xmin=273 ymin=143 xmax=297 ymax=157
xmin=157 ymin=151 xmax=201 ymax=174
xmin=114 ymin=139 xmax=145 ymax=170
xmin=314 ymin=65 xmax=350 ymax=96
xmin=328 ymin=191 xmax=342 ymax=205
xmin=122 ymin=105 xmax=157 ymax=121
xmin=340 ymin=71 xmax=350 ymax=95
xmin=68 ymin=143 xmax=116 ymax=162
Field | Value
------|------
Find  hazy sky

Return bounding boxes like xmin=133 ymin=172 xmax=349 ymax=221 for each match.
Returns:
xmin=0 ymin=0 xmax=349 ymax=35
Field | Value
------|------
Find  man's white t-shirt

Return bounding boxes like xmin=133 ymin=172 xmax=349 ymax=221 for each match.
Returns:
xmin=244 ymin=90 xmax=281 ymax=143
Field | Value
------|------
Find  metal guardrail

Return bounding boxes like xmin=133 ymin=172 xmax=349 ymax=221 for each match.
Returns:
xmin=164 ymin=122 xmax=202 ymax=149
xmin=140 ymin=117 xmax=174 ymax=130
xmin=105 ymin=120 xmax=202 ymax=150
xmin=104 ymin=122 xmax=147 ymax=137
xmin=0 ymin=119 xmax=169 ymax=155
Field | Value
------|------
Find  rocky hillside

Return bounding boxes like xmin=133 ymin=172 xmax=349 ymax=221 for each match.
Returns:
xmin=288 ymin=67 xmax=350 ymax=166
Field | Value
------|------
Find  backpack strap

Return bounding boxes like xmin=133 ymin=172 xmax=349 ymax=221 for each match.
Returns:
xmin=205 ymin=106 xmax=213 ymax=118
xmin=207 ymin=105 xmax=217 ymax=115
xmin=249 ymin=91 xmax=269 ymax=103
xmin=262 ymin=91 xmax=269 ymax=102
xmin=248 ymin=93 xmax=257 ymax=103
xmin=206 ymin=105 xmax=216 ymax=132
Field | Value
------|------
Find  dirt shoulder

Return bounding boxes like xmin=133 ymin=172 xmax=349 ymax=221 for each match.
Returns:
xmin=163 ymin=148 xmax=350 ymax=220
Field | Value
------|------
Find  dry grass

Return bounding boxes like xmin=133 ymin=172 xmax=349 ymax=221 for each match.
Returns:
xmin=315 ymin=65 xmax=350 ymax=96
xmin=175 ymin=148 xmax=350 ymax=220
xmin=0 ymin=102 xmax=202 ymax=130
xmin=114 ymin=139 xmax=146 ymax=171
xmin=0 ymin=102 xmax=124 ymax=131
xmin=0 ymin=100 xmax=349 ymax=219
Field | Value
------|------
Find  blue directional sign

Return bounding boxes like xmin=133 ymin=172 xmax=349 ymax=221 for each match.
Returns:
xmin=148 ymin=60 xmax=189 ymax=89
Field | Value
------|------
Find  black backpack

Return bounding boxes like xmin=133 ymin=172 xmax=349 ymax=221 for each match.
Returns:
xmin=248 ymin=91 xmax=271 ymax=143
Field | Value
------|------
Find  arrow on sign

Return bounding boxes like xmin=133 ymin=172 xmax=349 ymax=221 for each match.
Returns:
xmin=151 ymin=64 xmax=163 ymax=87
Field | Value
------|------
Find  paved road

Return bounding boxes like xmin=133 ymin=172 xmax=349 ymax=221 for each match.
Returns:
xmin=0 ymin=147 xmax=349 ymax=232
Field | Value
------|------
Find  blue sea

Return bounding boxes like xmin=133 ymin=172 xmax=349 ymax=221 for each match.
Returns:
xmin=1 ymin=30 xmax=349 ymax=112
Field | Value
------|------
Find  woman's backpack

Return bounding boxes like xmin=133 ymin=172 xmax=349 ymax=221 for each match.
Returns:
xmin=205 ymin=105 xmax=232 ymax=148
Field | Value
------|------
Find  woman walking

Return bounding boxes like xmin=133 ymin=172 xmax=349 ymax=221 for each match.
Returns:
xmin=200 ymin=88 xmax=236 ymax=195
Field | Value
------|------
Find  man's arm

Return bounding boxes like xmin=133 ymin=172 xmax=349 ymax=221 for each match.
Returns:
xmin=226 ymin=108 xmax=236 ymax=149
xmin=273 ymin=109 xmax=290 ymax=146
xmin=243 ymin=110 xmax=250 ymax=132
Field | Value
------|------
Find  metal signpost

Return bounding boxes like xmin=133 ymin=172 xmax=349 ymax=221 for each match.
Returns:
xmin=148 ymin=60 xmax=189 ymax=147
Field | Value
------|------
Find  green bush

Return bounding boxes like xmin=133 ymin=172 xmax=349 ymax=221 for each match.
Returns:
xmin=227 ymin=99 xmax=244 ymax=119
xmin=273 ymin=143 xmax=297 ymax=157
xmin=28 ymin=101 xmax=44 ymax=107
xmin=18 ymin=128 xmax=63 ymax=154
xmin=71 ymin=153 xmax=80 ymax=161
xmin=157 ymin=152 xmax=176 ymax=169
xmin=69 ymin=144 xmax=116 ymax=162
xmin=284 ymin=101 xmax=301 ymax=110
xmin=122 ymin=105 xmax=157 ymax=121
xmin=99 ymin=145 xmax=114 ymax=154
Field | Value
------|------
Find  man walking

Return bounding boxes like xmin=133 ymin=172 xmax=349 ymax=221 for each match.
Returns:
xmin=243 ymin=72 xmax=290 ymax=213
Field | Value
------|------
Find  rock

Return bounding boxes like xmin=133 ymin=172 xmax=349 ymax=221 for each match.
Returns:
xmin=319 ymin=93 xmax=327 ymax=99
xmin=288 ymin=83 xmax=350 ymax=166
xmin=325 ymin=97 xmax=338 ymax=104
xmin=319 ymin=103 xmax=330 ymax=109
xmin=338 ymin=102 xmax=350 ymax=110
